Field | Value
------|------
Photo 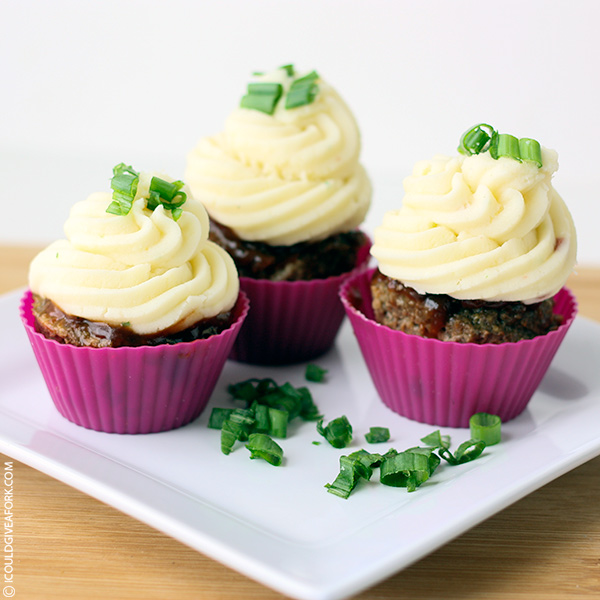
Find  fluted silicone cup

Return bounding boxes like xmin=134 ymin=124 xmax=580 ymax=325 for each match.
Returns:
xmin=20 ymin=290 xmax=249 ymax=434
xmin=229 ymin=235 xmax=372 ymax=365
xmin=340 ymin=268 xmax=578 ymax=428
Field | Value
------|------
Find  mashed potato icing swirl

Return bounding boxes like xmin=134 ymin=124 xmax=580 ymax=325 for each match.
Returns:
xmin=185 ymin=69 xmax=371 ymax=246
xmin=29 ymin=172 xmax=239 ymax=334
xmin=371 ymin=149 xmax=577 ymax=303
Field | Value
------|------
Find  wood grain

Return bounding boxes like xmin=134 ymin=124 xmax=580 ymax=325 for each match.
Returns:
xmin=1 ymin=244 xmax=599 ymax=599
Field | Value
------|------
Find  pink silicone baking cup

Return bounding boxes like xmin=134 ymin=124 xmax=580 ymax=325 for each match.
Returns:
xmin=229 ymin=235 xmax=372 ymax=365
xmin=20 ymin=290 xmax=249 ymax=434
xmin=340 ymin=268 xmax=578 ymax=428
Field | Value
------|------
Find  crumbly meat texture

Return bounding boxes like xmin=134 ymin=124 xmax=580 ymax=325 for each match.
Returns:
xmin=31 ymin=294 xmax=234 ymax=348
xmin=370 ymin=270 xmax=562 ymax=344
xmin=209 ymin=219 xmax=366 ymax=280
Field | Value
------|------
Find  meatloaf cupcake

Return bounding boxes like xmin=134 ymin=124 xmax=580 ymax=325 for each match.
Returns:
xmin=20 ymin=163 xmax=248 ymax=433
xmin=185 ymin=65 xmax=372 ymax=364
xmin=341 ymin=124 xmax=577 ymax=427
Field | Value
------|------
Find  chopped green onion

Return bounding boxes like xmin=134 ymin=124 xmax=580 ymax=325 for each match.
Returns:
xmin=518 ymin=138 xmax=543 ymax=168
xmin=280 ymin=64 xmax=295 ymax=77
xmin=246 ymin=433 xmax=283 ymax=466
xmin=458 ymin=123 xmax=494 ymax=156
xmin=207 ymin=407 xmax=234 ymax=430
xmin=347 ymin=450 xmax=383 ymax=478
xmin=380 ymin=448 xmax=440 ymax=492
xmin=438 ymin=439 xmax=486 ymax=465
xmin=241 ymin=67 xmax=320 ymax=114
xmin=221 ymin=419 xmax=247 ymax=455
xmin=457 ymin=123 xmax=543 ymax=167
xmin=317 ymin=416 xmax=353 ymax=449
xmin=325 ymin=452 xmax=376 ymax=499
xmin=250 ymin=402 xmax=270 ymax=433
xmin=285 ymin=71 xmax=319 ymax=109
xmin=268 ymin=407 xmax=288 ymax=438
xmin=420 ymin=430 xmax=450 ymax=449
xmin=240 ymin=82 xmax=283 ymax=115
xmin=106 ymin=163 xmax=186 ymax=220
xmin=365 ymin=427 xmax=390 ymax=444
xmin=490 ymin=133 xmax=521 ymax=162
xmin=298 ymin=387 xmax=322 ymax=421
xmin=325 ymin=455 xmax=362 ymax=499
xmin=305 ymin=364 xmax=327 ymax=383
xmin=470 ymin=413 xmax=502 ymax=446
xmin=106 ymin=163 xmax=140 ymax=216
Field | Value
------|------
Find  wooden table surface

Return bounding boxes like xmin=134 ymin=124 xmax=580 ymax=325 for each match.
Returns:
xmin=2 ymin=244 xmax=600 ymax=600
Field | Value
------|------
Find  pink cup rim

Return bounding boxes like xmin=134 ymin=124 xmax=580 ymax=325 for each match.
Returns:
xmin=20 ymin=289 xmax=250 ymax=353
xmin=340 ymin=267 xmax=578 ymax=349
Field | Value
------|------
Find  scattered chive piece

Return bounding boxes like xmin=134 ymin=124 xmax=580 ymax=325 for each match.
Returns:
xmin=240 ymin=82 xmax=283 ymax=115
xmin=280 ymin=64 xmax=295 ymax=77
xmin=490 ymin=133 xmax=521 ymax=162
xmin=208 ymin=407 xmax=234 ymax=430
xmin=268 ymin=407 xmax=288 ymax=438
xmin=438 ymin=440 xmax=486 ymax=466
xmin=420 ymin=430 xmax=451 ymax=450
xmin=518 ymin=138 xmax=543 ymax=168
xmin=325 ymin=454 xmax=370 ymax=499
xmin=470 ymin=413 xmax=502 ymax=446
xmin=458 ymin=123 xmax=494 ymax=156
xmin=305 ymin=364 xmax=327 ymax=383
xmin=285 ymin=71 xmax=319 ymax=109
xmin=106 ymin=163 xmax=139 ymax=216
xmin=380 ymin=448 xmax=440 ymax=492
xmin=312 ymin=441 xmax=321 ymax=446
xmin=220 ymin=420 xmax=247 ymax=455
xmin=120 ymin=321 xmax=131 ymax=327
xmin=106 ymin=163 xmax=186 ymax=220
xmin=317 ymin=416 xmax=353 ymax=449
xmin=246 ymin=433 xmax=283 ymax=466
xmin=365 ymin=427 xmax=390 ymax=444
xmin=210 ymin=377 xmax=324 ymax=461
xmin=457 ymin=123 xmax=542 ymax=167
xmin=241 ymin=66 xmax=320 ymax=114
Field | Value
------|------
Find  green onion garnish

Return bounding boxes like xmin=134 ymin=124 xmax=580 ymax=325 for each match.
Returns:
xmin=268 ymin=407 xmax=288 ymax=438
xmin=240 ymin=82 xmax=283 ymax=115
xmin=325 ymin=455 xmax=364 ymax=499
xmin=106 ymin=163 xmax=187 ymax=220
xmin=420 ymin=430 xmax=451 ymax=450
xmin=457 ymin=123 xmax=543 ymax=167
xmin=208 ymin=407 xmax=234 ymax=430
xmin=380 ymin=447 xmax=441 ymax=493
xmin=208 ymin=377 xmax=324 ymax=462
xmin=438 ymin=439 xmax=486 ymax=466
xmin=317 ymin=416 xmax=353 ymax=449
xmin=457 ymin=123 xmax=495 ymax=156
xmin=285 ymin=70 xmax=319 ymax=109
xmin=305 ymin=364 xmax=327 ymax=383
xmin=246 ymin=433 xmax=283 ymax=466
xmin=518 ymin=138 xmax=543 ymax=168
xmin=106 ymin=163 xmax=139 ymax=216
xmin=469 ymin=413 xmax=502 ymax=446
xmin=240 ymin=66 xmax=320 ymax=114
xmin=279 ymin=64 xmax=295 ymax=77
xmin=365 ymin=427 xmax=390 ymax=444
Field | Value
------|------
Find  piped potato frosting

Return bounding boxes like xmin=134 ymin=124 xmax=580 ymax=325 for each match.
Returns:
xmin=185 ymin=67 xmax=371 ymax=246
xmin=29 ymin=171 xmax=239 ymax=335
xmin=371 ymin=146 xmax=577 ymax=303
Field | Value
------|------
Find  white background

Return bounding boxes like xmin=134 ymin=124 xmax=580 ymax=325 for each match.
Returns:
xmin=1 ymin=0 xmax=598 ymax=265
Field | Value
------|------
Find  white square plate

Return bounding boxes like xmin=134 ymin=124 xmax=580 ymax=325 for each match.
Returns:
xmin=1 ymin=289 xmax=599 ymax=600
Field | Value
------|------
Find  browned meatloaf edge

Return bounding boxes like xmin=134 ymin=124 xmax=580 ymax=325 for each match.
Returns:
xmin=209 ymin=218 xmax=366 ymax=281
xmin=370 ymin=269 xmax=562 ymax=344
xmin=31 ymin=294 xmax=234 ymax=348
